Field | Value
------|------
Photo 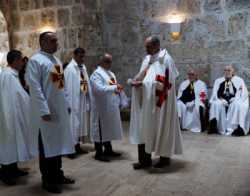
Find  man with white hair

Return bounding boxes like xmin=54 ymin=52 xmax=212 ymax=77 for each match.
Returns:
xmin=177 ymin=68 xmax=207 ymax=132
xmin=209 ymin=65 xmax=249 ymax=136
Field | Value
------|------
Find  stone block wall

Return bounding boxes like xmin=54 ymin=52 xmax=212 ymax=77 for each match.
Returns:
xmin=0 ymin=0 xmax=250 ymax=91
xmin=101 ymin=0 xmax=250 ymax=91
xmin=0 ymin=0 xmax=104 ymax=71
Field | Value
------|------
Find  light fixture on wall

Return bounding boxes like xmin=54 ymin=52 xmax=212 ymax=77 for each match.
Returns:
xmin=169 ymin=22 xmax=181 ymax=41
xmin=156 ymin=12 xmax=186 ymax=41
xmin=38 ymin=25 xmax=56 ymax=33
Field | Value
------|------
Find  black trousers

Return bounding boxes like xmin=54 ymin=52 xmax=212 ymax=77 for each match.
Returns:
xmin=1 ymin=163 xmax=18 ymax=177
xmin=137 ymin=144 xmax=152 ymax=165
xmin=38 ymin=133 xmax=63 ymax=184
xmin=199 ymin=106 xmax=206 ymax=132
xmin=95 ymin=141 xmax=113 ymax=155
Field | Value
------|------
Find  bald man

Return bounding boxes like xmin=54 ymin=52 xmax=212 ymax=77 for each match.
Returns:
xmin=129 ymin=36 xmax=183 ymax=169
xmin=90 ymin=53 xmax=125 ymax=162
xmin=209 ymin=65 xmax=249 ymax=136
xmin=26 ymin=31 xmax=75 ymax=193
xmin=177 ymin=68 xmax=207 ymax=132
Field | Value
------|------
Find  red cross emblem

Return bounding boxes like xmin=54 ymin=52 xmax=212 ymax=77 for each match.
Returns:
xmin=155 ymin=69 xmax=172 ymax=108
xmin=80 ymin=73 xmax=88 ymax=94
xmin=199 ymin=91 xmax=206 ymax=103
xmin=51 ymin=64 xmax=64 ymax=89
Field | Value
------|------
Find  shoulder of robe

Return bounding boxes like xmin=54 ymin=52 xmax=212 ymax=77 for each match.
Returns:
xmin=141 ymin=55 xmax=150 ymax=65
xmin=233 ymin=75 xmax=244 ymax=81
xmin=197 ymin=80 xmax=206 ymax=86
xmin=181 ymin=79 xmax=189 ymax=85
xmin=65 ymin=60 xmax=75 ymax=71
xmin=90 ymin=69 xmax=100 ymax=79
xmin=28 ymin=53 xmax=46 ymax=66
xmin=215 ymin=77 xmax=225 ymax=84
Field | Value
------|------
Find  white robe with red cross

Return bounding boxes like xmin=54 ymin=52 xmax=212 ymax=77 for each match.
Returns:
xmin=177 ymin=79 xmax=208 ymax=133
xmin=129 ymin=49 xmax=183 ymax=157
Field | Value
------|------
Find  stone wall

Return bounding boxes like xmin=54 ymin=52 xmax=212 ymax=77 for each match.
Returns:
xmin=0 ymin=10 xmax=9 ymax=67
xmin=0 ymin=0 xmax=104 ymax=71
xmin=101 ymin=0 xmax=250 ymax=90
xmin=1 ymin=0 xmax=250 ymax=90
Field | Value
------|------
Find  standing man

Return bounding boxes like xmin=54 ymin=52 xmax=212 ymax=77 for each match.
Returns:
xmin=129 ymin=36 xmax=183 ymax=169
xmin=90 ymin=53 xmax=124 ymax=162
xmin=209 ymin=65 xmax=249 ymax=136
xmin=26 ymin=31 xmax=75 ymax=194
xmin=0 ymin=50 xmax=36 ymax=185
xmin=177 ymin=68 xmax=208 ymax=132
xmin=64 ymin=47 xmax=91 ymax=157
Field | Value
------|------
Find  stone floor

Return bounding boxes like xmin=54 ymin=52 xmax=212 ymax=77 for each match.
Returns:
xmin=1 ymin=122 xmax=250 ymax=196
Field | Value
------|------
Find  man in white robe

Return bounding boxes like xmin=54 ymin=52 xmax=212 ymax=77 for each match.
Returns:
xmin=209 ymin=65 xmax=249 ymax=136
xmin=65 ymin=47 xmax=91 ymax=158
xmin=0 ymin=50 xmax=36 ymax=185
xmin=177 ymin=68 xmax=208 ymax=132
xmin=26 ymin=32 xmax=75 ymax=193
xmin=129 ymin=36 xmax=183 ymax=169
xmin=90 ymin=53 xmax=123 ymax=162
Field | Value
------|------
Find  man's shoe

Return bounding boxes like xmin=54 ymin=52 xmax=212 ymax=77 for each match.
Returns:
xmin=0 ymin=175 xmax=16 ymax=186
xmin=103 ymin=150 xmax=121 ymax=157
xmin=12 ymin=168 xmax=29 ymax=177
xmin=59 ymin=176 xmax=75 ymax=185
xmin=153 ymin=157 xmax=171 ymax=168
xmin=42 ymin=182 xmax=62 ymax=194
xmin=94 ymin=155 xmax=110 ymax=162
xmin=232 ymin=127 xmax=245 ymax=136
xmin=67 ymin=153 xmax=77 ymax=159
xmin=133 ymin=162 xmax=152 ymax=170
xmin=75 ymin=144 xmax=89 ymax=155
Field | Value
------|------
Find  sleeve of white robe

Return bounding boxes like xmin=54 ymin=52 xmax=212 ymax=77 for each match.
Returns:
xmin=209 ymin=79 xmax=220 ymax=103
xmin=26 ymin=59 xmax=50 ymax=116
xmin=90 ymin=72 xmax=117 ymax=95
xmin=234 ymin=78 xmax=248 ymax=102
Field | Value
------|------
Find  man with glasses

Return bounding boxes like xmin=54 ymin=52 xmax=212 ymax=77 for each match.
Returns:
xmin=209 ymin=65 xmax=249 ymax=136
xmin=177 ymin=68 xmax=208 ymax=132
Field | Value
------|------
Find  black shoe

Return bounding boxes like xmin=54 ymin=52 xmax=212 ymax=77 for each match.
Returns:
xmin=42 ymin=182 xmax=62 ymax=194
xmin=133 ymin=162 xmax=152 ymax=170
xmin=75 ymin=144 xmax=89 ymax=155
xmin=12 ymin=168 xmax=29 ymax=177
xmin=94 ymin=154 xmax=110 ymax=162
xmin=0 ymin=175 xmax=16 ymax=186
xmin=103 ymin=150 xmax=121 ymax=157
xmin=153 ymin=157 xmax=171 ymax=168
xmin=232 ymin=126 xmax=245 ymax=136
xmin=67 ymin=153 xmax=77 ymax=159
xmin=59 ymin=176 xmax=75 ymax=185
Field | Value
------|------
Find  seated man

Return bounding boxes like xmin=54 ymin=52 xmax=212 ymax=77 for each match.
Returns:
xmin=177 ymin=68 xmax=207 ymax=132
xmin=209 ymin=65 xmax=249 ymax=136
